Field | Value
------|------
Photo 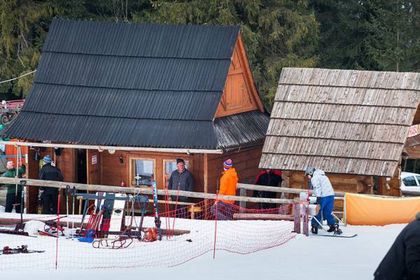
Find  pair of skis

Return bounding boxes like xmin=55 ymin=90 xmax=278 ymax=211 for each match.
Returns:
xmin=1 ymin=245 xmax=44 ymax=255
xmin=311 ymin=216 xmax=357 ymax=238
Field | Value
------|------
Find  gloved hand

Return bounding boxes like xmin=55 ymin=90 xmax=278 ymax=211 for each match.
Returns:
xmin=309 ymin=196 xmax=317 ymax=204
xmin=38 ymin=189 xmax=44 ymax=202
xmin=309 ymin=196 xmax=321 ymax=204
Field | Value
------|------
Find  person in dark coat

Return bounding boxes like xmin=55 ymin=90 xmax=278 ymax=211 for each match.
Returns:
xmin=254 ymin=169 xmax=282 ymax=209
xmin=168 ymin=158 xmax=194 ymax=203
xmin=374 ymin=212 xmax=420 ymax=280
xmin=39 ymin=155 xmax=64 ymax=214
xmin=2 ymin=161 xmax=26 ymax=213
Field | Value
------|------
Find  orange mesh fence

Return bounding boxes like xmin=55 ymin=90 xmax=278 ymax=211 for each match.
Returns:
xmin=345 ymin=193 xmax=420 ymax=225
xmin=0 ymin=199 xmax=296 ymax=270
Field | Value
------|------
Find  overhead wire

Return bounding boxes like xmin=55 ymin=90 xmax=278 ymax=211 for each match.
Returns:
xmin=0 ymin=70 xmax=36 ymax=85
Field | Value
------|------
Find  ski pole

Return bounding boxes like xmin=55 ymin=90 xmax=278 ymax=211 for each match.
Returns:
xmin=65 ymin=186 xmax=69 ymax=229
xmin=20 ymin=182 xmax=25 ymax=227
xmin=71 ymin=187 xmax=75 ymax=229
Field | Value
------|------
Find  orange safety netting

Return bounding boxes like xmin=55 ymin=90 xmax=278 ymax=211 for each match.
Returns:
xmin=0 ymin=199 xmax=297 ymax=270
xmin=345 ymin=193 xmax=420 ymax=225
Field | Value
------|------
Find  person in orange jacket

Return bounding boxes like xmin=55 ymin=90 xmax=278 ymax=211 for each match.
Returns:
xmin=211 ymin=159 xmax=238 ymax=220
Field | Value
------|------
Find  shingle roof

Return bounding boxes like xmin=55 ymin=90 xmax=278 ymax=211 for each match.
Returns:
xmin=260 ymin=67 xmax=420 ymax=177
xmin=6 ymin=19 xmax=268 ymax=150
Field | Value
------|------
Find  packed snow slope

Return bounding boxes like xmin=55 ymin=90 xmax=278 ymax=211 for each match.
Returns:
xmin=0 ymin=214 xmax=404 ymax=280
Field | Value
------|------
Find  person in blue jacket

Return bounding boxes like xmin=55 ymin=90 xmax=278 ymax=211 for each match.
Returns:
xmin=305 ymin=167 xmax=341 ymax=234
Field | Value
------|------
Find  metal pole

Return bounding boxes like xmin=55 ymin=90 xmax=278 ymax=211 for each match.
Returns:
xmin=14 ymin=145 xmax=19 ymax=212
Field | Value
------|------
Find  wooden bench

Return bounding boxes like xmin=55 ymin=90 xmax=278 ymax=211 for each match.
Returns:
xmin=188 ymin=205 xmax=202 ymax=219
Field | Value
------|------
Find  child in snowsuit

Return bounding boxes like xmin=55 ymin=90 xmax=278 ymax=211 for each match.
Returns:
xmin=305 ymin=167 xmax=341 ymax=234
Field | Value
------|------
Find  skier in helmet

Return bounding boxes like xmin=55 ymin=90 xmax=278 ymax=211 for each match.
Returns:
xmin=305 ymin=167 xmax=341 ymax=235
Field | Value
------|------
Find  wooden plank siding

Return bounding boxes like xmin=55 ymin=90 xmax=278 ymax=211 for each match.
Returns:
xmin=260 ymin=68 xmax=420 ymax=178
xmin=26 ymin=148 xmax=41 ymax=213
xmin=87 ymin=149 xmax=101 ymax=185
xmin=215 ymin=34 xmax=264 ymax=118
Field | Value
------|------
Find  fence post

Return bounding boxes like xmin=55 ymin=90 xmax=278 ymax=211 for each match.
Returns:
xmin=302 ymin=203 xmax=309 ymax=236
xmin=239 ymin=188 xmax=247 ymax=213
xmin=55 ymin=192 xmax=61 ymax=270
xmin=293 ymin=202 xmax=301 ymax=234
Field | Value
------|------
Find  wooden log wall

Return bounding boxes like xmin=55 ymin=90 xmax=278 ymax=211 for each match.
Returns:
xmin=207 ymin=146 xmax=262 ymax=194
xmin=377 ymin=167 xmax=401 ymax=196
xmin=285 ymin=171 xmax=377 ymax=211
xmin=283 ymin=169 xmax=404 ymax=212
xmin=285 ymin=171 xmax=374 ymax=194
xmin=100 ymin=150 xmax=198 ymax=190
xmin=23 ymin=144 xmax=264 ymax=213
xmin=403 ymin=146 xmax=420 ymax=159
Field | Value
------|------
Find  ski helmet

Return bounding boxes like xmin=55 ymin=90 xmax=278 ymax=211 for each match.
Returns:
xmin=304 ymin=167 xmax=315 ymax=176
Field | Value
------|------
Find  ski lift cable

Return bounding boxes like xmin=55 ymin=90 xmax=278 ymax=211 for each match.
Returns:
xmin=0 ymin=70 xmax=36 ymax=85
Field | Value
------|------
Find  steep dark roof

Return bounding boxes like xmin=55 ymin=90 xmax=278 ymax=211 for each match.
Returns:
xmin=214 ymin=111 xmax=269 ymax=151
xmin=6 ymin=19 xmax=267 ymax=150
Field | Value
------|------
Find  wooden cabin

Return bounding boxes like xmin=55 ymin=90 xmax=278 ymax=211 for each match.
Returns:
xmin=5 ymin=19 xmax=268 ymax=213
xmin=403 ymin=125 xmax=420 ymax=172
xmin=260 ymin=67 xmax=420 ymax=197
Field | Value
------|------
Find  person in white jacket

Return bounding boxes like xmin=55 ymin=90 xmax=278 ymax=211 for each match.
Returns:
xmin=305 ymin=167 xmax=341 ymax=234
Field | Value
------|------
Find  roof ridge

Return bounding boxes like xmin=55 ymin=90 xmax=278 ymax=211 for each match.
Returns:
xmin=273 ymin=100 xmax=418 ymax=109
xmin=261 ymin=152 xmax=399 ymax=163
xmin=42 ymin=50 xmax=233 ymax=61
xmin=264 ymin=134 xmax=405 ymax=145
xmin=52 ymin=17 xmax=242 ymax=30
xmin=277 ymin=82 xmax=420 ymax=92
xmin=268 ymin=117 xmax=411 ymax=126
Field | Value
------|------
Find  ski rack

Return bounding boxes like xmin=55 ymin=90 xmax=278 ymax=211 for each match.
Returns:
xmin=151 ymin=180 xmax=162 ymax=241
xmin=73 ymin=192 xmax=148 ymax=203
xmin=70 ymin=192 xmax=149 ymax=238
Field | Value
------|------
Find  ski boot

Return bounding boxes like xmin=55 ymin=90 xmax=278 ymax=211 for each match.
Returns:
xmin=327 ymin=224 xmax=342 ymax=235
xmin=311 ymin=225 xmax=318 ymax=234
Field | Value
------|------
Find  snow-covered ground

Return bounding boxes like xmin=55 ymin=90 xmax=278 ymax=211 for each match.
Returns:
xmin=0 ymin=213 xmax=404 ymax=280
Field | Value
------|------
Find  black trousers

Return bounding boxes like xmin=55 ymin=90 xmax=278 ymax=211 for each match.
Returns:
xmin=5 ymin=192 xmax=24 ymax=213
xmin=256 ymin=191 xmax=277 ymax=209
xmin=42 ymin=191 xmax=58 ymax=214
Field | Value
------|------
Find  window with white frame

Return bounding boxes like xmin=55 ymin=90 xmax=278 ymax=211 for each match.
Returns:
xmin=132 ymin=158 xmax=155 ymax=186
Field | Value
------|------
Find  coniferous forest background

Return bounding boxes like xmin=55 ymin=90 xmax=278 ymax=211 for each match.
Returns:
xmin=0 ymin=0 xmax=419 ymax=108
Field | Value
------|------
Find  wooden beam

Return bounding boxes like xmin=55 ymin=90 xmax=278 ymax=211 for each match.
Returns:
xmin=0 ymin=177 xmax=293 ymax=204
xmin=237 ymin=183 xmax=346 ymax=197
xmin=0 ymin=141 xmax=223 ymax=155
xmin=203 ymin=153 xmax=208 ymax=194
xmin=0 ymin=218 xmax=190 ymax=236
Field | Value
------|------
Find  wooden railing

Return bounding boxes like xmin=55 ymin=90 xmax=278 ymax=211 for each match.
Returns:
xmin=237 ymin=183 xmax=345 ymax=197
xmin=0 ymin=177 xmax=293 ymax=205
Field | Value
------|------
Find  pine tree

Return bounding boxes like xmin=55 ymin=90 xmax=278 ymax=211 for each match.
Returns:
xmin=135 ymin=0 xmax=319 ymax=108
xmin=311 ymin=0 xmax=420 ymax=72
